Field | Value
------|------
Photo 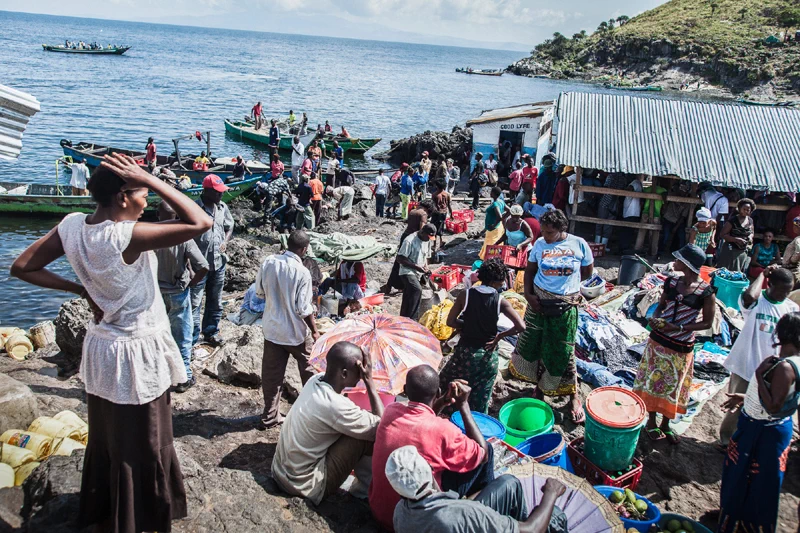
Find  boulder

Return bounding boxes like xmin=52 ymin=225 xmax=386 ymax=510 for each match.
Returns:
xmin=22 ymin=453 xmax=86 ymax=533
xmin=203 ymin=321 xmax=304 ymax=398
xmin=224 ymin=238 xmax=272 ymax=292
xmin=0 ymin=374 xmax=39 ymax=434
xmin=53 ymin=299 xmax=92 ymax=362
xmin=0 ymin=486 xmax=24 ymax=532
xmin=378 ymin=126 xmax=472 ymax=167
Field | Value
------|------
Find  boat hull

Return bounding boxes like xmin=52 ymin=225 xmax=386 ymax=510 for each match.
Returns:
xmin=224 ymin=120 xmax=380 ymax=154
xmin=43 ymin=45 xmax=130 ymax=55
xmin=61 ymin=141 xmax=269 ymax=183
xmin=0 ymin=176 xmax=260 ymax=216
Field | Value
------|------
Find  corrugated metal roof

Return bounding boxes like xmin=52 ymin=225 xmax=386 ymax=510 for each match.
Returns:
xmin=467 ymin=101 xmax=553 ymax=125
xmin=0 ymin=84 xmax=41 ymax=161
xmin=556 ymin=92 xmax=800 ymax=192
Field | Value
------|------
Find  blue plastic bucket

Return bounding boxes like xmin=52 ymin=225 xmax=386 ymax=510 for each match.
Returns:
xmin=450 ymin=412 xmax=506 ymax=441
xmin=594 ymin=485 xmax=661 ymax=533
xmin=713 ymin=276 xmax=749 ymax=310
xmin=516 ymin=432 xmax=573 ymax=473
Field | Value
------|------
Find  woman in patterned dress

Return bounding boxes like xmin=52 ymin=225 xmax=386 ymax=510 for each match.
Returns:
xmin=634 ymin=243 xmax=716 ymax=444
xmin=438 ymin=259 xmax=525 ymax=413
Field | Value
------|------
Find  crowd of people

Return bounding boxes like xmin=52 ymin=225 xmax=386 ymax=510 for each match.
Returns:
xmin=61 ymin=40 xmax=120 ymax=50
xmin=8 ymin=141 xmax=800 ymax=533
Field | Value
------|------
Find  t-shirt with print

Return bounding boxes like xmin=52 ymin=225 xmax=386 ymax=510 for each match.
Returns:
xmin=529 ymin=234 xmax=593 ymax=295
xmin=724 ymin=292 xmax=799 ymax=380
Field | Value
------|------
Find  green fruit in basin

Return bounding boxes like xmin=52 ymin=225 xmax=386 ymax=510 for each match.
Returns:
xmin=666 ymin=519 xmax=682 ymax=532
xmin=681 ymin=521 xmax=695 ymax=532
xmin=625 ymin=488 xmax=637 ymax=504
xmin=634 ymin=499 xmax=649 ymax=514
xmin=610 ymin=490 xmax=625 ymax=503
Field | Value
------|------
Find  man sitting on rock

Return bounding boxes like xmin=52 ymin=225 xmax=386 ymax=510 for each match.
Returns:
xmin=271 ymin=341 xmax=384 ymax=504
xmin=368 ymin=365 xmax=492 ymax=531
xmin=386 ymin=445 xmax=568 ymax=533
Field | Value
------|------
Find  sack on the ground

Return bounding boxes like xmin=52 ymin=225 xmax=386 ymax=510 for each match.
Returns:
xmin=419 ymin=300 xmax=455 ymax=341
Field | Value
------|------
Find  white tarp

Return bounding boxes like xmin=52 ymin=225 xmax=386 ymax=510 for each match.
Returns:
xmin=0 ymin=84 xmax=41 ymax=161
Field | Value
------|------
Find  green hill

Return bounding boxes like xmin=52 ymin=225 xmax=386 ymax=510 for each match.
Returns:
xmin=508 ymin=0 xmax=800 ymax=98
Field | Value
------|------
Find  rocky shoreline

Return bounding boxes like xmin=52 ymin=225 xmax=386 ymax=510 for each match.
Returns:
xmin=1 ymin=175 xmax=799 ymax=532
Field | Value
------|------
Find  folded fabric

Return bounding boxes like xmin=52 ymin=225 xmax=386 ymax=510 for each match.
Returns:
xmin=712 ymin=268 xmax=748 ymax=282
xmin=576 ymin=359 xmax=625 ymax=389
xmin=279 ymin=231 xmax=395 ymax=263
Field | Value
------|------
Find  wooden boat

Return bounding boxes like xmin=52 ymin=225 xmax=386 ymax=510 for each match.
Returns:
xmin=737 ymin=98 xmax=797 ymax=107
xmin=224 ymin=119 xmax=381 ymax=154
xmin=61 ymin=139 xmax=270 ymax=183
xmin=604 ymin=84 xmax=662 ymax=92
xmin=456 ymin=68 xmax=503 ymax=77
xmin=0 ymin=176 xmax=261 ymax=216
xmin=42 ymin=45 xmax=130 ymax=55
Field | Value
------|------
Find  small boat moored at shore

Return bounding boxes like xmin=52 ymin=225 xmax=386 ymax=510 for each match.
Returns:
xmin=224 ymin=119 xmax=381 ymax=154
xmin=456 ymin=68 xmax=503 ymax=77
xmin=61 ymin=137 xmax=270 ymax=183
xmin=0 ymin=175 xmax=261 ymax=216
xmin=43 ymin=45 xmax=130 ymax=55
xmin=604 ymin=84 xmax=663 ymax=92
xmin=737 ymin=98 xmax=798 ymax=107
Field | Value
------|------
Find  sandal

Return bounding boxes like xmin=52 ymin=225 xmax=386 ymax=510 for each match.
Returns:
xmin=570 ymin=408 xmax=585 ymax=424
xmin=663 ymin=429 xmax=680 ymax=445
xmin=646 ymin=428 xmax=665 ymax=441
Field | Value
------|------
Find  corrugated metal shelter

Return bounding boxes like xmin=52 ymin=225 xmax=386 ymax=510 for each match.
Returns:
xmin=556 ymin=92 xmax=800 ymax=192
xmin=0 ymin=84 xmax=41 ymax=161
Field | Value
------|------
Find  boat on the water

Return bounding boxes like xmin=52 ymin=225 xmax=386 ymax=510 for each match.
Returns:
xmin=0 ymin=175 xmax=261 ymax=216
xmin=604 ymin=84 xmax=663 ymax=92
xmin=224 ymin=119 xmax=381 ymax=154
xmin=456 ymin=68 xmax=503 ymax=77
xmin=43 ymin=45 xmax=130 ymax=55
xmin=61 ymin=136 xmax=270 ymax=183
xmin=737 ymin=98 xmax=798 ymax=107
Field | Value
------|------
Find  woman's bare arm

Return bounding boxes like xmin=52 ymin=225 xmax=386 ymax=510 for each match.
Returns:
xmin=10 ymin=227 xmax=82 ymax=295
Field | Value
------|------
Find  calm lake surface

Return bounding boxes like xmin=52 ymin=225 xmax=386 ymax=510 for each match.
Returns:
xmin=0 ymin=10 xmax=671 ymax=327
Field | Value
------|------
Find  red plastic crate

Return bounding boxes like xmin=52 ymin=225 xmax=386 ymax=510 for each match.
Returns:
xmin=566 ymin=437 xmax=642 ymax=490
xmin=452 ymin=209 xmax=475 ymax=223
xmin=484 ymin=245 xmax=528 ymax=269
xmin=408 ymin=201 xmax=419 ymax=211
xmin=445 ymin=218 xmax=468 ymax=234
xmin=429 ymin=265 xmax=464 ymax=290
xmin=589 ymin=243 xmax=605 ymax=258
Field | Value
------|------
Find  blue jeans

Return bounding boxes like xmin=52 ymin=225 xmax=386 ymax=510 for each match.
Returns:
xmin=162 ymin=288 xmax=193 ymax=380
xmin=660 ymin=219 xmax=686 ymax=254
xmin=375 ymin=193 xmax=386 ymax=217
xmin=190 ymin=264 xmax=225 ymax=344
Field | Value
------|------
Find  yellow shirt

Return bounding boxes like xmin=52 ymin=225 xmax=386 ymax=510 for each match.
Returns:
xmin=194 ymin=156 xmax=210 ymax=165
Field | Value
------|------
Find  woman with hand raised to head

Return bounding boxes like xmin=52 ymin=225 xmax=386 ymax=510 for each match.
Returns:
xmin=11 ymin=153 xmax=212 ymax=533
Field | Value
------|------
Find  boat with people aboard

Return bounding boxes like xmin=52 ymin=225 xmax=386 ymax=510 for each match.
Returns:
xmin=60 ymin=135 xmax=270 ymax=183
xmin=42 ymin=43 xmax=130 ymax=55
xmin=455 ymin=67 xmax=503 ymax=76
xmin=224 ymin=119 xmax=381 ymax=154
xmin=604 ymin=83 xmax=663 ymax=92
xmin=0 ymin=175 xmax=261 ymax=216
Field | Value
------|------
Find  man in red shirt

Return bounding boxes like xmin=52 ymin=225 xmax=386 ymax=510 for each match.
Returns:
xmin=145 ymin=137 xmax=157 ymax=173
xmin=369 ymin=365 xmax=492 ymax=531
xmin=251 ymin=101 xmax=264 ymax=130
xmin=521 ymin=154 xmax=537 ymax=189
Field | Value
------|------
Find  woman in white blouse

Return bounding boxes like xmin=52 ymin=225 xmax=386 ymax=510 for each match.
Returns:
xmin=11 ymin=153 xmax=211 ymax=533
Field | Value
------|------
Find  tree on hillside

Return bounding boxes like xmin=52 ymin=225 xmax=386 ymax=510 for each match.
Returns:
xmin=597 ymin=21 xmax=609 ymax=32
xmin=738 ymin=7 xmax=747 ymax=20
xmin=617 ymin=15 xmax=630 ymax=26
xmin=572 ymin=30 xmax=587 ymax=40
xmin=608 ymin=19 xmax=616 ymax=29
xmin=709 ymin=0 xmax=719 ymax=16
xmin=778 ymin=6 xmax=800 ymax=31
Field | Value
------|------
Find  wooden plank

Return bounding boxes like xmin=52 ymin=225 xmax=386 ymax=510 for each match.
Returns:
xmin=570 ymin=215 xmax=661 ymax=231
xmin=574 ymin=185 xmax=702 ymax=205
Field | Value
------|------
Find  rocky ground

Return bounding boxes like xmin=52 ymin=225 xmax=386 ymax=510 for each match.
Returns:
xmin=1 ymin=184 xmax=799 ymax=532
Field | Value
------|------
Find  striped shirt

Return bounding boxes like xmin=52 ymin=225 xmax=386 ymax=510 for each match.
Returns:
xmin=656 ymin=277 xmax=713 ymax=345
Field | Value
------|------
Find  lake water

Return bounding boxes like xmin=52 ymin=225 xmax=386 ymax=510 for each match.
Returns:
xmin=0 ymin=10 xmax=631 ymax=327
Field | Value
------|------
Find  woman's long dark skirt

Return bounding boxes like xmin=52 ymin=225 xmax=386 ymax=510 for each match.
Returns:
xmin=79 ymin=391 xmax=187 ymax=533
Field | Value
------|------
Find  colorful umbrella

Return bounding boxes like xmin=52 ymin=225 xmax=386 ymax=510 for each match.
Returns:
xmin=508 ymin=462 xmax=624 ymax=533
xmin=309 ymin=313 xmax=442 ymax=394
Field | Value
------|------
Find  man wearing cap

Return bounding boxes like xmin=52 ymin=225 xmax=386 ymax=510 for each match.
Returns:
xmin=419 ymin=151 xmax=432 ymax=180
xmin=535 ymin=154 xmax=559 ymax=207
xmin=291 ymin=136 xmax=305 ymax=185
xmin=385 ymin=445 xmax=567 ymax=533
xmin=397 ymin=224 xmax=435 ymax=319
xmin=190 ymin=175 xmax=234 ymax=347
xmin=698 ymin=181 xmax=729 ymax=228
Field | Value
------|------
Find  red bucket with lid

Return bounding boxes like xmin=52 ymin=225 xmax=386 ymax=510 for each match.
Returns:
xmin=583 ymin=387 xmax=646 ymax=472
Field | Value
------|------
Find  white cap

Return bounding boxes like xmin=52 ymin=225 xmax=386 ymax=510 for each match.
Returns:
xmin=385 ymin=446 xmax=436 ymax=500
xmin=696 ymin=207 xmax=712 ymax=222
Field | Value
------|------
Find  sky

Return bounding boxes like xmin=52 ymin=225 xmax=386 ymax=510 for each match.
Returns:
xmin=1 ymin=0 xmax=669 ymax=51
